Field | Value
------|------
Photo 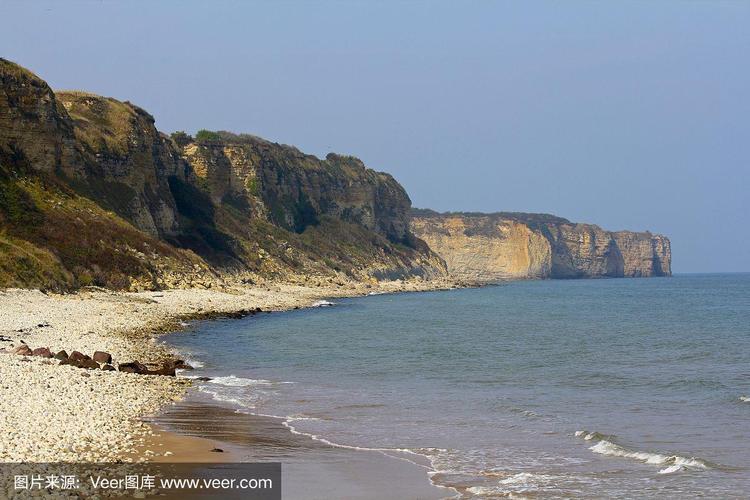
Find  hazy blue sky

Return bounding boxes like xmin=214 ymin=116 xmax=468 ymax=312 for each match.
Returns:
xmin=2 ymin=1 xmax=748 ymax=272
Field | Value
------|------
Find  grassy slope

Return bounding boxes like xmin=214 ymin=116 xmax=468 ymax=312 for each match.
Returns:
xmin=0 ymin=163 xmax=204 ymax=290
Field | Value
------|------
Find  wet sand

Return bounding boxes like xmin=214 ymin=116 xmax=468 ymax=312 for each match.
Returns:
xmin=154 ymin=398 xmax=449 ymax=500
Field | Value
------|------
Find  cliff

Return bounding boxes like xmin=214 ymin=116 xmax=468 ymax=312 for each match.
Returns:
xmin=178 ymin=132 xmax=413 ymax=244
xmin=0 ymin=57 xmax=671 ymax=291
xmin=0 ymin=58 xmax=445 ymax=290
xmin=411 ymin=210 xmax=671 ymax=282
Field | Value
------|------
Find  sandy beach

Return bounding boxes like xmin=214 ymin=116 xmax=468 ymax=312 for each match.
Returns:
xmin=0 ymin=277 xmax=457 ymax=464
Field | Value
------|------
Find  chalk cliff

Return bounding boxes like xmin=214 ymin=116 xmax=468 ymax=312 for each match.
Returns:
xmin=411 ymin=210 xmax=671 ymax=282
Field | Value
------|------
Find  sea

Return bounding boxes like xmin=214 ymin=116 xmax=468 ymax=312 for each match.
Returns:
xmin=166 ymin=274 xmax=750 ymax=498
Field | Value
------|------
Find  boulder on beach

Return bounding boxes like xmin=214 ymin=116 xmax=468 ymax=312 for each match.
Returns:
xmin=60 ymin=357 xmax=100 ymax=370
xmin=101 ymin=364 xmax=116 ymax=371
xmin=69 ymin=351 xmax=91 ymax=362
xmin=147 ymin=363 xmax=177 ymax=377
xmin=54 ymin=350 xmax=69 ymax=360
xmin=118 ymin=361 xmax=149 ymax=374
xmin=169 ymin=359 xmax=194 ymax=370
xmin=118 ymin=360 xmax=176 ymax=376
xmin=12 ymin=345 xmax=32 ymax=356
xmin=93 ymin=351 xmax=112 ymax=364
xmin=31 ymin=347 xmax=53 ymax=358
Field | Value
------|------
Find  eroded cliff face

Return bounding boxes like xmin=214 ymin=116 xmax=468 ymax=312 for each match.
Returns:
xmin=0 ymin=61 xmax=82 ymax=176
xmin=0 ymin=58 xmax=445 ymax=290
xmin=56 ymin=91 xmax=188 ymax=238
xmin=411 ymin=210 xmax=671 ymax=282
xmin=410 ymin=215 xmax=552 ymax=281
xmin=180 ymin=135 xmax=413 ymax=244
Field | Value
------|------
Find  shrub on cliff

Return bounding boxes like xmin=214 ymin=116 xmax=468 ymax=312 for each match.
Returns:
xmin=170 ymin=131 xmax=193 ymax=148
xmin=195 ymin=129 xmax=221 ymax=143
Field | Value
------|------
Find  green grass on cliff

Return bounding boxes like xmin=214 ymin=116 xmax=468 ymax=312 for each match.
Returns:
xmin=0 ymin=162 xmax=202 ymax=290
xmin=57 ymin=91 xmax=140 ymax=157
xmin=0 ymin=233 xmax=74 ymax=290
xmin=0 ymin=58 xmax=40 ymax=82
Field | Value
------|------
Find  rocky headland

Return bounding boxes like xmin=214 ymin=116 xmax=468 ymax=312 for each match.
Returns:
xmin=411 ymin=210 xmax=671 ymax=282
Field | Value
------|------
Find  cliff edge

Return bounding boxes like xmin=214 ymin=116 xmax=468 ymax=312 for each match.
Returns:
xmin=0 ymin=58 xmax=445 ymax=290
xmin=411 ymin=210 xmax=671 ymax=282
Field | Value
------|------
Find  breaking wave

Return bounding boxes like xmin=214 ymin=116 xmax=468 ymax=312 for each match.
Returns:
xmin=576 ymin=430 xmax=712 ymax=473
xmin=208 ymin=375 xmax=274 ymax=387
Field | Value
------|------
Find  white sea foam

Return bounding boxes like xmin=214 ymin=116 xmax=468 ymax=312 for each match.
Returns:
xmin=499 ymin=472 xmax=557 ymax=486
xmin=578 ymin=431 xmax=710 ymax=471
xmin=197 ymin=388 xmax=254 ymax=408
xmin=185 ymin=359 xmax=204 ymax=368
xmin=277 ymin=417 xmax=450 ymax=476
xmin=658 ymin=464 xmax=685 ymax=474
xmin=286 ymin=415 xmax=322 ymax=422
xmin=466 ymin=473 xmax=562 ymax=496
xmin=739 ymin=396 xmax=750 ymax=403
xmin=575 ymin=430 xmax=609 ymax=441
xmin=208 ymin=375 xmax=273 ymax=387
xmin=465 ymin=486 xmax=495 ymax=495
xmin=311 ymin=300 xmax=335 ymax=307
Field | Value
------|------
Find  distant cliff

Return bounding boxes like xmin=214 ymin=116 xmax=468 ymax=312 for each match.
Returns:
xmin=411 ymin=210 xmax=671 ymax=282
xmin=0 ymin=58 xmax=445 ymax=290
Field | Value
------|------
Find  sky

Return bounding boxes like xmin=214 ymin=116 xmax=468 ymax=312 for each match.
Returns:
xmin=1 ymin=1 xmax=748 ymax=273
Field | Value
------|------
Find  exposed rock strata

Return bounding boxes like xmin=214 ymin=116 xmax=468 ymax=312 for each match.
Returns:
xmin=179 ymin=135 xmax=413 ymax=244
xmin=0 ymin=58 xmax=445 ymax=290
xmin=411 ymin=210 xmax=671 ymax=282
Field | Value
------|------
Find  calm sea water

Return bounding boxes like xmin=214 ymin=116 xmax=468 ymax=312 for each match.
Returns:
xmin=167 ymin=274 xmax=750 ymax=498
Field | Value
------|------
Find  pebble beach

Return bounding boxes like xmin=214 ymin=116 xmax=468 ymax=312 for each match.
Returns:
xmin=0 ymin=279 xmax=455 ymax=464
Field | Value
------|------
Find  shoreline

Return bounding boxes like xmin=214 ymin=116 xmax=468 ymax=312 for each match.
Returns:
xmin=0 ymin=277 xmax=460 ymax=463
xmin=154 ymin=293 xmax=465 ymax=499
xmin=152 ymin=398 xmax=450 ymax=499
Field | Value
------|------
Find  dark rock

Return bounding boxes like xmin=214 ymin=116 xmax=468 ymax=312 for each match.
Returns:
xmin=145 ymin=363 xmax=176 ymax=377
xmin=12 ymin=345 xmax=32 ymax=356
xmin=31 ymin=347 xmax=53 ymax=358
xmin=54 ymin=350 xmax=69 ymax=360
xmin=79 ymin=358 xmax=100 ymax=370
xmin=69 ymin=351 xmax=90 ymax=362
xmin=118 ymin=361 xmax=149 ymax=374
xmin=210 ymin=448 xmax=224 ymax=453
xmin=92 ymin=351 xmax=112 ymax=364
xmin=169 ymin=359 xmax=194 ymax=370
xmin=60 ymin=358 xmax=100 ymax=369
xmin=195 ymin=377 xmax=213 ymax=382
xmin=101 ymin=364 xmax=116 ymax=371
xmin=118 ymin=360 xmax=176 ymax=376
